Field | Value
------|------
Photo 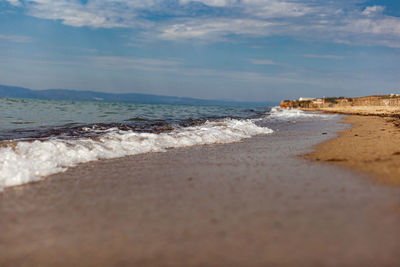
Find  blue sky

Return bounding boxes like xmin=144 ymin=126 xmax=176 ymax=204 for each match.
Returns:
xmin=0 ymin=0 xmax=399 ymax=101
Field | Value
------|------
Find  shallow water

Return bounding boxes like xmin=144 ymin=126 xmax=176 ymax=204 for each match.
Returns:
xmin=0 ymin=98 xmax=336 ymax=189
xmin=2 ymin=113 xmax=398 ymax=267
xmin=0 ymin=98 xmax=269 ymax=140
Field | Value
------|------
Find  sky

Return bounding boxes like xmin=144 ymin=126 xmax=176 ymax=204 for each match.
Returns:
xmin=0 ymin=0 xmax=400 ymax=101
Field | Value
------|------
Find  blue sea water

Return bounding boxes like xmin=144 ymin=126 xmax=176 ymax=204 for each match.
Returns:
xmin=0 ymin=98 xmax=269 ymax=140
xmin=0 ymin=97 xmax=335 ymax=190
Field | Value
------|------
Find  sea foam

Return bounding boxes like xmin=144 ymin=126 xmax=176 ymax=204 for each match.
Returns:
xmin=268 ymin=108 xmax=334 ymax=121
xmin=0 ymin=118 xmax=273 ymax=190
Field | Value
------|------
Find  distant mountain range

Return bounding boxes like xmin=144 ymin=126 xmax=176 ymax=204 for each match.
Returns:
xmin=0 ymin=85 xmax=277 ymax=107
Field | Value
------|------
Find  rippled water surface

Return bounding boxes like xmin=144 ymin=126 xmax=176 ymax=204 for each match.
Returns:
xmin=0 ymin=97 xmax=336 ymax=190
xmin=0 ymin=98 xmax=269 ymax=140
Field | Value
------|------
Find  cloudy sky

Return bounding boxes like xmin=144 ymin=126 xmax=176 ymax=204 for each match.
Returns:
xmin=0 ymin=0 xmax=399 ymax=101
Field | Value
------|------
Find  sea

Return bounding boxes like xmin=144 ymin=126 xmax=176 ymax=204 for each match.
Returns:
xmin=0 ymin=98 xmax=335 ymax=190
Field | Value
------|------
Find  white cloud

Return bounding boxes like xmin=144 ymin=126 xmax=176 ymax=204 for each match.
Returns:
xmin=346 ymin=17 xmax=400 ymax=36
xmin=179 ymin=0 xmax=236 ymax=7
xmin=304 ymin=54 xmax=345 ymax=60
xmin=87 ymin=55 xmax=182 ymax=71
xmin=6 ymin=0 xmax=400 ymax=48
xmin=250 ymin=59 xmax=276 ymax=65
xmin=0 ymin=34 xmax=33 ymax=43
xmin=22 ymin=0 xmax=159 ymax=28
xmin=181 ymin=0 xmax=314 ymax=17
xmin=8 ymin=54 xmax=183 ymax=73
xmin=338 ymin=15 xmax=400 ymax=47
xmin=5 ymin=0 xmax=21 ymax=6
xmin=362 ymin=5 xmax=385 ymax=17
xmin=158 ymin=18 xmax=277 ymax=40
xmin=242 ymin=0 xmax=314 ymax=18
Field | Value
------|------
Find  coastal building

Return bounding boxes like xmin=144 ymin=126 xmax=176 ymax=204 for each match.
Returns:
xmin=299 ymin=97 xmax=315 ymax=101
xmin=312 ymin=98 xmax=324 ymax=104
xmin=281 ymin=94 xmax=400 ymax=109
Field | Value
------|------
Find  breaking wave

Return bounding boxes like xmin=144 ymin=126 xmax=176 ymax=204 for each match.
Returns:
xmin=0 ymin=118 xmax=273 ymax=190
xmin=268 ymin=108 xmax=335 ymax=121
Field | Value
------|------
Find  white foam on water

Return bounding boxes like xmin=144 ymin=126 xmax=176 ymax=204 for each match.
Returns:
xmin=268 ymin=108 xmax=335 ymax=121
xmin=0 ymin=118 xmax=273 ymax=190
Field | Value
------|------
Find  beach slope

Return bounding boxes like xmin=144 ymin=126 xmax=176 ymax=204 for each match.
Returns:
xmin=1 ymin=123 xmax=399 ymax=267
xmin=301 ymin=108 xmax=400 ymax=184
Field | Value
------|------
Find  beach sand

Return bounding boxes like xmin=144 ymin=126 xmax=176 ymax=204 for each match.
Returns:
xmin=1 ymin=118 xmax=399 ymax=267
xmin=305 ymin=115 xmax=400 ymax=185
xmin=302 ymin=106 xmax=400 ymax=117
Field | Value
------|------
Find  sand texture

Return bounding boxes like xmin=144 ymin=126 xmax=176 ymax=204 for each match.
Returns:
xmin=302 ymin=106 xmax=400 ymax=118
xmin=305 ymin=115 xmax=400 ymax=185
xmin=1 ymin=120 xmax=399 ymax=267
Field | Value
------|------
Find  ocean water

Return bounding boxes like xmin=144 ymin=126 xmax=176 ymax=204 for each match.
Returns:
xmin=0 ymin=98 xmax=335 ymax=190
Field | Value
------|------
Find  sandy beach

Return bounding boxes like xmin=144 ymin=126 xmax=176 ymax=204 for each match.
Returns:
xmin=3 ymin=0 xmax=400 ymax=265
xmin=305 ymin=115 xmax=400 ymax=185
xmin=1 ymin=117 xmax=399 ymax=267
xmin=302 ymin=106 xmax=400 ymax=117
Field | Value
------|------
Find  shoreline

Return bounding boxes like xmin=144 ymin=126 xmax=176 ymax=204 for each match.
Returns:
xmin=303 ymin=113 xmax=400 ymax=185
xmin=2 ymin=117 xmax=400 ymax=266
xmin=301 ymin=106 xmax=400 ymax=120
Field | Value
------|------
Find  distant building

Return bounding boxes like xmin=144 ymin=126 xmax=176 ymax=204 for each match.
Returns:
xmin=299 ymin=97 xmax=315 ymax=101
xmin=281 ymin=95 xmax=400 ymax=109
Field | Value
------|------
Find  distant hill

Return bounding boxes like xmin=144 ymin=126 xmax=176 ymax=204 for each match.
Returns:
xmin=0 ymin=85 xmax=277 ymax=107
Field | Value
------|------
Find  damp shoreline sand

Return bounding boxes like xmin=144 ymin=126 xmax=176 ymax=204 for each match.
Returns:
xmin=303 ymin=112 xmax=400 ymax=185
xmin=0 ymin=116 xmax=399 ymax=266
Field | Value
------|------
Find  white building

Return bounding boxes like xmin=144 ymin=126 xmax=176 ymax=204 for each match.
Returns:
xmin=298 ymin=97 xmax=315 ymax=101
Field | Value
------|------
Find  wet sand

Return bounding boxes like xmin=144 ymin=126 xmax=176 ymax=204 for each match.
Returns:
xmin=305 ymin=115 xmax=400 ymax=185
xmin=1 ymin=118 xmax=399 ymax=267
